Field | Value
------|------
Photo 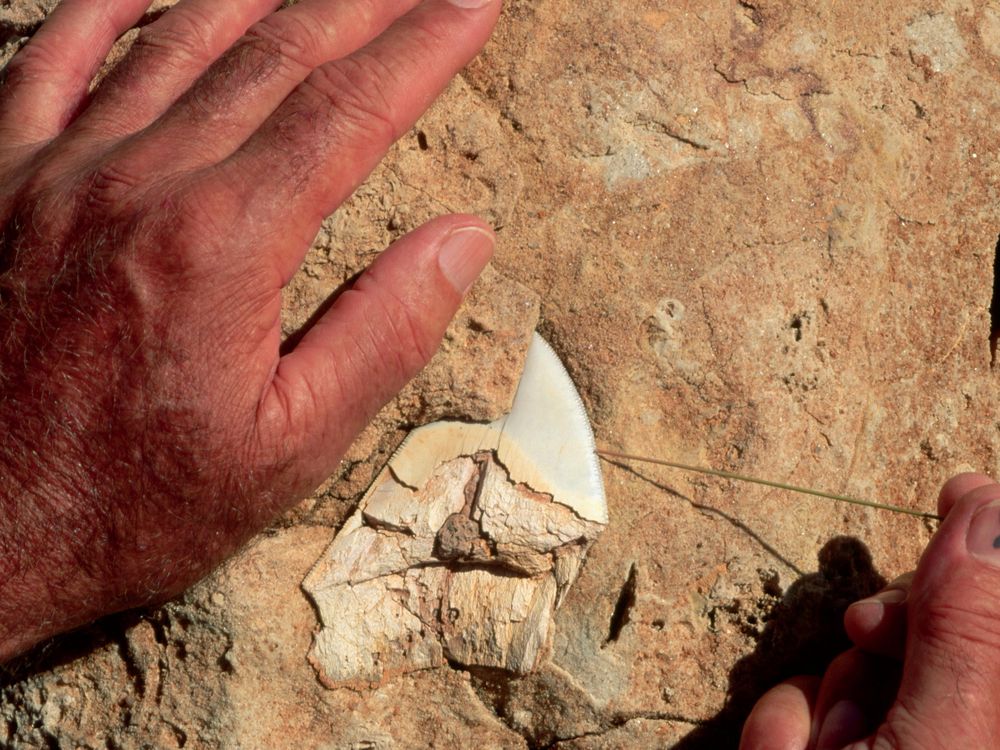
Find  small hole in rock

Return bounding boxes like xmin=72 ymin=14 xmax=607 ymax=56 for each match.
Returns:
xmin=416 ymin=130 xmax=429 ymax=151
xmin=990 ymin=234 xmax=1000 ymax=365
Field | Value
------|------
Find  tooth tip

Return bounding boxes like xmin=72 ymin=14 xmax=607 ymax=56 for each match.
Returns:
xmin=388 ymin=332 xmax=607 ymax=523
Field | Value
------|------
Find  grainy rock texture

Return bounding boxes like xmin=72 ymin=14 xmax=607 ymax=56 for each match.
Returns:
xmin=3 ymin=0 xmax=1000 ymax=748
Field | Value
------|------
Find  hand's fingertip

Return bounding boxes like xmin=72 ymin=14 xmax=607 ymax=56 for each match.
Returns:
xmin=844 ymin=593 xmax=907 ymax=659
xmin=739 ymin=676 xmax=819 ymax=750
xmin=938 ymin=472 xmax=997 ymax=517
xmin=845 ymin=589 xmax=905 ymax=637
xmin=816 ymin=700 xmax=867 ymax=750
xmin=938 ymin=482 xmax=1000 ymax=564
xmin=966 ymin=499 xmax=1000 ymax=566
xmin=436 ymin=224 xmax=495 ymax=295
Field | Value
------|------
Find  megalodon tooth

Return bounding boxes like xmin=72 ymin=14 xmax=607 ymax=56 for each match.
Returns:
xmin=303 ymin=333 xmax=608 ymax=687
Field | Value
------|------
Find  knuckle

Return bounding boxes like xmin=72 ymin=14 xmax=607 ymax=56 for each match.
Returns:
xmin=5 ymin=39 xmax=55 ymax=76
xmin=131 ymin=28 xmax=194 ymax=73
xmin=162 ymin=180 xmax=243 ymax=270
xmin=160 ymin=3 xmax=219 ymax=47
xmin=307 ymin=56 xmax=401 ymax=145
xmin=407 ymin=16 xmax=453 ymax=53
xmin=357 ymin=272 xmax=436 ymax=375
xmin=4 ymin=180 xmax=74 ymax=249
xmin=243 ymin=13 xmax=327 ymax=74
xmin=349 ymin=1 xmax=379 ymax=35
xmin=3 ymin=39 xmax=80 ymax=90
xmin=0 ymin=161 xmax=36 ymax=222
xmin=204 ymin=35 xmax=296 ymax=99
xmin=132 ymin=9 xmax=217 ymax=70
xmin=81 ymin=160 xmax=147 ymax=214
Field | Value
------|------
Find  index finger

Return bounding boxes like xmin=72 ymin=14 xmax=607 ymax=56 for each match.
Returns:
xmin=193 ymin=0 xmax=502 ymax=280
xmin=739 ymin=676 xmax=819 ymax=750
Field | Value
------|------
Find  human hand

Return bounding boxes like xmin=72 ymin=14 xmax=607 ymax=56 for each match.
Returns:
xmin=740 ymin=473 xmax=1000 ymax=749
xmin=0 ymin=0 xmax=500 ymax=662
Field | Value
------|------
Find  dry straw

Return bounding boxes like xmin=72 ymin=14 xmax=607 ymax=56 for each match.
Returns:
xmin=597 ymin=449 xmax=942 ymax=521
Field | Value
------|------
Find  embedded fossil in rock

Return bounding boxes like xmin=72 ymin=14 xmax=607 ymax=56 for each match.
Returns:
xmin=304 ymin=334 xmax=607 ymax=688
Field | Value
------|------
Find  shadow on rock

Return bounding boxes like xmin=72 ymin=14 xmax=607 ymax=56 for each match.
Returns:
xmin=675 ymin=536 xmax=886 ymax=749
xmin=0 ymin=609 xmax=145 ymax=689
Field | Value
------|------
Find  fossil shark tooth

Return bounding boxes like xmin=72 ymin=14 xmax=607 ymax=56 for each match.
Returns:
xmin=389 ymin=333 xmax=608 ymax=524
xmin=303 ymin=333 xmax=608 ymax=687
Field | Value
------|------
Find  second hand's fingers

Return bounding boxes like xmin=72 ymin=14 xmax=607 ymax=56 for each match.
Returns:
xmin=739 ymin=676 xmax=819 ymax=750
xmin=864 ymin=478 xmax=1000 ymax=747
xmin=256 ymin=216 xmax=494 ymax=501
xmin=843 ymin=477 xmax=1000 ymax=661
xmin=809 ymin=649 xmax=901 ymax=750
xmin=0 ymin=0 xmax=150 ymax=148
xmin=844 ymin=572 xmax=914 ymax=659
xmin=69 ymin=0 xmax=284 ymax=144
xmin=200 ymin=0 xmax=501 ymax=279
xmin=937 ymin=472 xmax=997 ymax=518
xmin=843 ymin=478 xmax=1000 ymax=661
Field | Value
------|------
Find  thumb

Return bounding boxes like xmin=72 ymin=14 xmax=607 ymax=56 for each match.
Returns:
xmin=259 ymin=214 xmax=494 ymax=497
xmin=873 ymin=475 xmax=1000 ymax=748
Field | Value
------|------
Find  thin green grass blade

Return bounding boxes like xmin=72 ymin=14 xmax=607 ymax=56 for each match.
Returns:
xmin=597 ymin=449 xmax=941 ymax=521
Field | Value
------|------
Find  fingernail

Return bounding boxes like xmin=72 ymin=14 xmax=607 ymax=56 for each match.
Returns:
xmin=816 ymin=699 xmax=867 ymax=750
xmin=446 ymin=0 xmax=495 ymax=8
xmin=850 ymin=588 xmax=908 ymax=608
xmin=437 ymin=226 xmax=495 ymax=295
xmin=967 ymin=500 xmax=1000 ymax=565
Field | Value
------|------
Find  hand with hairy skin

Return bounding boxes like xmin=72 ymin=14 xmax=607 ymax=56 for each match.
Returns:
xmin=741 ymin=474 xmax=1000 ymax=750
xmin=0 ymin=0 xmax=500 ymax=663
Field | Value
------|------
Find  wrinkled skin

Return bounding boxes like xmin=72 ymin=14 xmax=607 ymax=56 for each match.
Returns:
xmin=741 ymin=474 xmax=1000 ymax=750
xmin=0 ymin=0 xmax=500 ymax=661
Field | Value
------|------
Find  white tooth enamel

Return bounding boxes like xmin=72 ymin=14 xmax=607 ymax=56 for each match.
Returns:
xmin=391 ymin=335 xmax=607 ymax=524
xmin=304 ymin=333 xmax=608 ymax=686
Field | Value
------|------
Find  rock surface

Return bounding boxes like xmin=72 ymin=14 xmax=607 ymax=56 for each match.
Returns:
xmin=3 ymin=0 xmax=1000 ymax=748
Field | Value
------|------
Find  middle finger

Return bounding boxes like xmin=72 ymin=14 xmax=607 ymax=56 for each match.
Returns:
xmin=844 ymin=572 xmax=914 ymax=659
xmin=810 ymin=648 xmax=900 ymax=750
